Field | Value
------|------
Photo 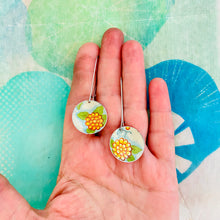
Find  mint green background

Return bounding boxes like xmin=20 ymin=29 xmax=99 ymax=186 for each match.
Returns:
xmin=27 ymin=0 xmax=174 ymax=78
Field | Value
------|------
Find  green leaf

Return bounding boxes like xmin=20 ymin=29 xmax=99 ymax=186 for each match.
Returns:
xmin=93 ymin=106 xmax=104 ymax=115
xmin=110 ymin=139 xmax=114 ymax=148
xmin=102 ymin=114 xmax=107 ymax=124
xmin=127 ymin=155 xmax=135 ymax=162
xmin=86 ymin=128 xmax=95 ymax=134
xmin=77 ymin=112 xmax=89 ymax=120
xmin=77 ymin=102 xmax=83 ymax=110
xmin=132 ymin=145 xmax=142 ymax=154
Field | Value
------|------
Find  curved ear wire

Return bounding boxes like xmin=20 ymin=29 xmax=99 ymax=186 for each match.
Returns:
xmin=89 ymin=56 xmax=99 ymax=102
xmin=109 ymin=77 xmax=145 ymax=163
xmin=72 ymin=56 xmax=108 ymax=135
xmin=120 ymin=77 xmax=125 ymax=128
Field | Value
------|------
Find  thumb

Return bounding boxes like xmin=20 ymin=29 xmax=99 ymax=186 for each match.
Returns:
xmin=0 ymin=174 xmax=39 ymax=219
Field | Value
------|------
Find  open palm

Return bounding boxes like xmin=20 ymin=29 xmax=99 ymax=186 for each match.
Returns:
xmin=0 ymin=28 xmax=178 ymax=220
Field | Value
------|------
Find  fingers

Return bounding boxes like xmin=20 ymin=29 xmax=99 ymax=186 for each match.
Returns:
xmin=0 ymin=174 xmax=37 ymax=219
xmin=148 ymin=78 xmax=175 ymax=162
xmin=67 ymin=42 xmax=99 ymax=106
xmin=122 ymin=40 xmax=148 ymax=139
xmin=96 ymin=28 xmax=124 ymax=135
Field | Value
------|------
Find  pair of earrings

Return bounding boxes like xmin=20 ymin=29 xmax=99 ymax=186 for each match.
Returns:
xmin=72 ymin=58 xmax=145 ymax=163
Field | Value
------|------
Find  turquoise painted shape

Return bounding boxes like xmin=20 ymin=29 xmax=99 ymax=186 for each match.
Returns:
xmin=0 ymin=71 xmax=70 ymax=209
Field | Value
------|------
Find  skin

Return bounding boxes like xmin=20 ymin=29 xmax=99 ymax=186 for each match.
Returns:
xmin=0 ymin=28 xmax=179 ymax=220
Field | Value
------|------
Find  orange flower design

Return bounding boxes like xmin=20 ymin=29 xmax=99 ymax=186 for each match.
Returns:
xmin=85 ymin=112 xmax=104 ymax=131
xmin=112 ymin=138 xmax=132 ymax=161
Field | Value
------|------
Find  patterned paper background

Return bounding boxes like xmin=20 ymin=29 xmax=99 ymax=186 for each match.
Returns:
xmin=0 ymin=0 xmax=219 ymax=219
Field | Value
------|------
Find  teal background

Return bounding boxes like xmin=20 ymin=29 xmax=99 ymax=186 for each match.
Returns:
xmin=0 ymin=71 xmax=70 ymax=208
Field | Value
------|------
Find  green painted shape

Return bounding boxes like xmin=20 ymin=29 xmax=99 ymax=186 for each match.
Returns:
xmin=93 ymin=105 xmax=104 ymax=115
xmin=102 ymin=114 xmax=107 ymax=124
xmin=131 ymin=145 xmax=142 ymax=154
xmin=86 ymin=128 xmax=96 ymax=134
xmin=77 ymin=102 xmax=83 ymax=110
xmin=110 ymin=139 xmax=114 ymax=148
xmin=127 ymin=155 xmax=135 ymax=162
xmin=27 ymin=0 xmax=174 ymax=78
xmin=77 ymin=112 xmax=89 ymax=120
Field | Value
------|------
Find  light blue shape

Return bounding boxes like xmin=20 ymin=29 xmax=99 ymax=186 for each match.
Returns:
xmin=0 ymin=71 xmax=70 ymax=209
xmin=145 ymin=60 xmax=220 ymax=183
xmin=0 ymin=0 xmax=30 ymax=59
xmin=0 ymin=0 xmax=20 ymax=17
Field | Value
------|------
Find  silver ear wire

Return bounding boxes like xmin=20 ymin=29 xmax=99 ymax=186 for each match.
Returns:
xmin=89 ymin=57 xmax=98 ymax=103
xmin=72 ymin=56 xmax=107 ymax=135
xmin=109 ymin=77 xmax=145 ymax=163
xmin=120 ymin=77 xmax=125 ymax=128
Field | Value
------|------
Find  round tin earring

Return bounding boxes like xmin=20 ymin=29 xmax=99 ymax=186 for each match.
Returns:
xmin=72 ymin=57 xmax=107 ymax=134
xmin=109 ymin=78 xmax=145 ymax=162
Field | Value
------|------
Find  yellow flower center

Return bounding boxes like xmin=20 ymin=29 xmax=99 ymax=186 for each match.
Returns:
xmin=112 ymin=138 xmax=132 ymax=161
xmin=85 ymin=112 xmax=104 ymax=130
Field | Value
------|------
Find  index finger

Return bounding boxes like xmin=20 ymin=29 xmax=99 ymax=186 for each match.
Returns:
xmin=67 ymin=42 xmax=99 ymax=106
xmin=63 ymin=43 xmax=99 ymax=140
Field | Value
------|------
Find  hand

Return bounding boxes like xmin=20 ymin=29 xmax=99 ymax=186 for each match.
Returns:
xmin=0 ymin=28 xmax=179 ymax=220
